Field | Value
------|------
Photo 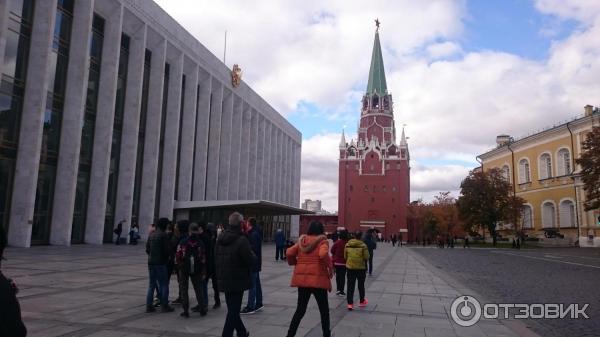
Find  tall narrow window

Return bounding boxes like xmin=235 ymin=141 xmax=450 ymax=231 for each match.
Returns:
xmin=154 ymin=63 xmax=169 ymax=222
xmin=501 ymin=165 xmax=510 ymax=183
xmin=559 ymin=200 xmax=575 ymax=228
xmin=103 ymin=33 xmax=129 ymax=242
xmin=542 ymin=202 xmax=556 ymax=228
xmin=72 ymin=13 xmax=104 ymax=243
xmin=519 ymin=159 xmax=530 ymax=183
xmin=539 ymin=153 xmax=552 ymax=179
xmin=557 ymin=148 xmax=571 ymax=176
xmin=174 ymin=75 xmax=185 ymax=200
xmin=521 ymin=205 xmax=533 ymax=229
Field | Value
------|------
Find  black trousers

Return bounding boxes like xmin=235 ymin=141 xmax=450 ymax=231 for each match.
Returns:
xmin=367 ymin=253 xmax=374 ymax=275
xmin=335 ymin=265 xmax=346 ymax=292
xmin=287 ymin=287 xmax=330 ymax=337
xmin=223 ymin=291 xmax=247 ymax=337
xmin=178 ymin=269 xmax=205 ymax=313
xmin=276 ymin=245 xmax=285 ymax=260
xmin=347 ymin=269 xmax=366 ymax=304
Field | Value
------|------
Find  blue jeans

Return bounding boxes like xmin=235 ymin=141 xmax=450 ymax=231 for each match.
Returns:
xmin=146 ymin=265 xmax=169 ymax=306
xmin=246 ymin=271 xmax=262 ymax=310
xmin=223 ymin=291 xmax=247 ymax=337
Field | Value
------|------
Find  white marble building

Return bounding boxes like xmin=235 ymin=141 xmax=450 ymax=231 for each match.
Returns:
xmin=0 ymin=0 xmax=302 ymax=247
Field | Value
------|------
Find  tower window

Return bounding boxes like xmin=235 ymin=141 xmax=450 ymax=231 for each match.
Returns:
xmin=382 ymin=186 xmax=386 ymax=192
xmin=392 ymin=186 xmax=397 ymax=192
xmin=371 ymin=197 xmax=375 ymax=203
xmin=349 ymin=185 xmax=353 ymax=192
xmin=364 ymin=185 xmax=368 ymax=192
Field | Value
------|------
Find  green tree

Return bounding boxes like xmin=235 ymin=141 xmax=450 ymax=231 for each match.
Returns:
xmin=457 ymin=168 xmax=525 ymax=246
xmin=576 ymin=126 xmax=600 ymax=211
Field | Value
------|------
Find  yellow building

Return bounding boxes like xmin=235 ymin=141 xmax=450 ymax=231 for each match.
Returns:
xmin=478 ymin=105 xmax=600 ymax=247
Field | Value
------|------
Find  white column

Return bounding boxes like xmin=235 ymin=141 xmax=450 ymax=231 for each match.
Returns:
xmin=217 ymin=89 xmax=232 ymax=200
xmin=138 ymin=38 xmax=166 ymax=239
xmin=277 ymin=130 xmax=284 ymax=203
xmin=158 ymin=50 xmax=183 ymax=218
xmin=0 ymin=0 xmax=9 ymax=68
xmin=238 ymin=103 xmax=251 ymax=199
xmin=255 ymin=114 xmax=264 ymax=199
xmin=113 ymin=24 xmax=146 ymax=237
xmin=7 ymin=0 xmax=57 ymax=247
xmin=284 ymin=136 xmax=291 ymax=205
xmin=247 ymin=110 xmax=258 ymax=199
xmin=85 ymin=4 xmax=123 ymax=244
xmin=177 ymin=61 xmax=199 ymax=202
xmin=50 ymin=0 xmax=94 ymax=245
xmin=228 ymin=95 xmax=242 ymax=200
xmin=270 ymin=124 xmax=277 ymax=202
xmin=205 ymin=80 xmax=223 ymax=200
xmin=192 ymin=70 xmax=211 ymax=200
xmin=262 ymin=121 xmax=272 ymax=201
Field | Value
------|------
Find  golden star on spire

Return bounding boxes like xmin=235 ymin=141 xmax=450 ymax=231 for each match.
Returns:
xmin=375 ymin=18 xmax=380 ymax=31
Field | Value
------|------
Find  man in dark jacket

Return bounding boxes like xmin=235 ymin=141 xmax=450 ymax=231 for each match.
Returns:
xmin=145 ymin=218 xmax=174 ymax=313
xmin=363 ymin=229 xmax=377 ymax=276
xmin=274 ymin=228 xmax=286 ymax=261
xmin=195 ymin=221 xmax=220 ymax=311
xmin=241 ymin=218 xmax=263 ymax=314
xmin=0 ymin=226 xmax=27 ymax=337
xmin=175 ymin=222 xmax=206 ymax=317
xmin=216 ymin=212 xmax=256 ymax=337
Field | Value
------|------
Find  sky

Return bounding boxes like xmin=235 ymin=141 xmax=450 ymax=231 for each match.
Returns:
xmin=154 ymin=0 xmax=600 ymax=212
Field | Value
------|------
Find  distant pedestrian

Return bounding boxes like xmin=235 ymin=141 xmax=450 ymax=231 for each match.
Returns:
xmin=0 ymin=226 xmax=27 ymax=337
xmin=176 ymin=222 xmax=206 ymax=318
xmin=345 ymin=231 xmax=369 ymax=310
xmin=463 ymin=237 xmax=470 ymax=248
xmin=145 ymin=218 xmax=174 ymax=313
xmin=331 ymin=229 xmax=348 ymax=296
xmin=241 ymin=218 xmax=263 ymax=314
xmin=114 ymin=220 xmax=124 ymax=245
xmin=216 ymin=212 xmax=256 ymax=337
xmin=363 ymin=230 xmax=377 ymax=276
xmin=129 ymin=223 xmax=140 ymax=245
xmin=399 ymin=233 xmax=403 ymax=247
xmin=391 ymin=234 xmax=397 ymax=247
xmin=285 ymin=221 xmax=333 ymax=337
xmin=275 ymin=228 xmax=286 ymax=261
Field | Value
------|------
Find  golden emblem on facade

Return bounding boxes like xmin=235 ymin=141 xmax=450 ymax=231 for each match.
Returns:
xmin=231 ymin=64 xmax=242 ymax=87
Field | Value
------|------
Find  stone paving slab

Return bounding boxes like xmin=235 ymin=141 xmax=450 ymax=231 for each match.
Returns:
xmin=2 ymin=243 xmax=538 ymax=336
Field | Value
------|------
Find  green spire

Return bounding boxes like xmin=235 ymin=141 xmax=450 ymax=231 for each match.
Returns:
xmin=366 ymin=30 xmax=387 ymax=95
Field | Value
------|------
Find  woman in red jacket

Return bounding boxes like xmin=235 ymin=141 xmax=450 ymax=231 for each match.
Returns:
xmin=286 ymin=221 xmax=333 ymax=337
xmin=330 ymin=229 xmax=348 ymax=296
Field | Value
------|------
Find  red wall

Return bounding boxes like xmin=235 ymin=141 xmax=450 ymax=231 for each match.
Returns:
xmin=299 ymin=215 xmax=339 ymax=235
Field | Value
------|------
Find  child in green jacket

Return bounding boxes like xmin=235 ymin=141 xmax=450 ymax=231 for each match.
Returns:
xmin=344 ymin=231 xmax=370 ymax=310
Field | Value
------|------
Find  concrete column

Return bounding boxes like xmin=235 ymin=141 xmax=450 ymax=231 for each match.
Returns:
xmin=0 ymin=0 xmax=9 ymax=68
xmin=217 ymin=89 xmax=233 ymax=200
xmin=288 ymin=138 xmax=294 ymax=205
xmin=158 ymin=50 xmax=183 ymax=218
xmin=262 ymin=121 xmax=271 ymax=201
xmin=270 ymin=124 xmax=277 ymax=202
xmin=284 ymin=136 xmax=290 ymax=205
xmin=205 ymin=80 xmax=223 ymax=200
xmin=138 ymin=38 xmax=166 ymax=239
xmin=255 ymin=114 xmax=264 ymax=199
xmin=277 ymin=130 xmax=284 ymax=203
xmin=176 ymin=61 xmax=199 ymax=202
xmin=295 ymin=143 xmax=302 ymax=207
xmin=50 ymin=0 xmax=94 ymax=245
xmin=7 ymin=0 xmax=57 ymax=247
xmin=273 ymin=129 xmax=280 ymax=203
xmin=238 ymin=103 xmax=251 ymax=199
xmin=228 ymin=95 xmax=242 ymax=200
xmin=246 ymin=110 xmax=257 ymax=199
xmin=291 ymin=141 xmax=300 ymax=238
xmin=85 ymin=4 xmax=123 ymax=244
xmin=113 ymin=24 xmax=147 ymax=237
xmin=192 ymin=70 xmax=211 ymax=201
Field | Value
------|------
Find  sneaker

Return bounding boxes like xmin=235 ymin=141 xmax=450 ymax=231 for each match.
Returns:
xmin=145 ymin=305 xmax=156 ymax=313
xmin=153 ymin=298 xmax=160 ymax=307
xmin=240 ymin=307 xmax=256 ymax=315
xmin=347 ymin=304 xmax=354 ymax=311
xmin=336 ymin=291 xmax=345 ymax=297
xmin=172 ymin=297 xmax=182 ymax=305
xmin=359 ymin=299 xmax=368 ymax=307
xmin=180 ymin=311 xmax=189 ymax=318
xmin=161 ymin=305 xmax=175 ymax=313
xmin=254 ymin=305 xmax=264 ymax=312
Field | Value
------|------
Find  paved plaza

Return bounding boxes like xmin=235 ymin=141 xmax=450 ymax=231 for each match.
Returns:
xmin=3 ymin=243 xmax=538 ymax=337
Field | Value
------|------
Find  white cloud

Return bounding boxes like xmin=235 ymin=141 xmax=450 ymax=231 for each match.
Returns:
xmin=426 ymin=41 xmax=463 ymax=58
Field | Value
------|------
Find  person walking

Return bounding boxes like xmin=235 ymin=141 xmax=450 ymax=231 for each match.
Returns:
xmin=176 ymin=223 xmax=207 ymax=318
xmin=364 ymin=229 xmax=377 ymax=276
xmin=391 ymin=234 xmax=397 ymax=247
xmin=129 ymin=223 xmax=140 ymax=245
xmin=195 ymin=222 xmax=221 ymax=312
xmin=145 ymin=218 xmax=175 ymax=313
xmin=114 ymin=220 xmax=124 ymax=245
xmin=463 ymin=236 xmax=470 ymax=248
xmin=274 ymin=228 xmax=286 ymax=261
xmin=330 ymin=229 xmax=348 ymax=296
xmin=0 ymin=227 xmax=27 ymax=337
xmin=345 ymin=231 xmax=369 ymax=311
xmin=285 ymin=221 xmax=333 ymax=337
xmin=399 ymin=233 xmax=403 ymax=247
xmin=241 ymin=218 xmax=263 ymax=314
xmin=215 ymin=212 xmax=255 ymax=337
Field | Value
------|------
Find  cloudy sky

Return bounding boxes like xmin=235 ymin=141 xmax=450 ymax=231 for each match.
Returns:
xmin=154 ymin=0 xmax=600 ymax=212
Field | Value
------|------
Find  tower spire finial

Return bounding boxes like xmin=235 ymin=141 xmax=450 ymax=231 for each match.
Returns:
xmin=339 ymin=129 xmax=346 ymax=148
xmin=375 ymin=18 xmax=380 ymax=31
xmin=366 ymin=21 xmax=387 ymax=95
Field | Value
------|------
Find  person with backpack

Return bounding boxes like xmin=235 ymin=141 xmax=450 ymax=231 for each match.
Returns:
xmin=344 ymin=231 xmax=369 ymax=310
xmin=330 ymin=229 xmax=348 ymax=296
xmin=285 ymin=221 xmax=333 ymax=337
xmin=241 ymin=218 xmax=263 ymax=314
xmin=194 ymin=222 xmax=221 ymax=312
xmin=364 ymin=229 xmax=377 ymax=276
xmin=176 ymin=223 xmax=207 ymax=318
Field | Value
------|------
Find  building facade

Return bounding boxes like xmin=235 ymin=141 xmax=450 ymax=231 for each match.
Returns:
xmin=479 ymin=105 xmax=600 ymax=247
xmin=301 ymin=199 xmax=322 ymax=213
xmin=338 ymin=27 xmax=410 ymax=237
xmin=0 ymin=0 xmax=302 ymax=247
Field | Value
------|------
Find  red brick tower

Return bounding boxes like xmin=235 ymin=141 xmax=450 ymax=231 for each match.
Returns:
xmin=338 ymin=25 xmax=410 ymax=238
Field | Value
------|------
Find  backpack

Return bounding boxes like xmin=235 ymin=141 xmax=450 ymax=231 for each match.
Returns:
xmin=183 ymin=238 xmax=205 ymax=275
